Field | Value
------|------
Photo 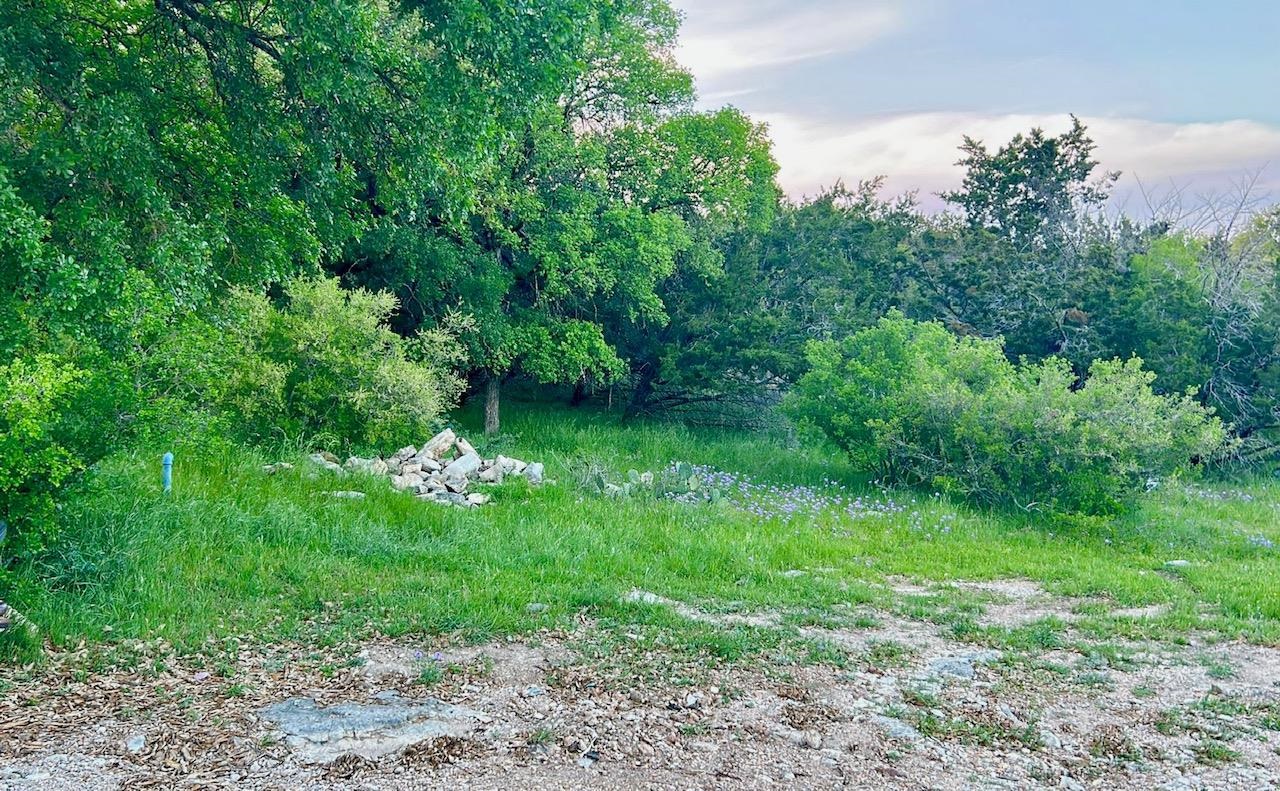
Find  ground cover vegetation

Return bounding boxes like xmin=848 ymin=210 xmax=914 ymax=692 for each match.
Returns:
xmin=1 ymin=0 xmax=1278 ymax=666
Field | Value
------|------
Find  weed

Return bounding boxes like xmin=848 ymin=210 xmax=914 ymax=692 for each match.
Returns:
xmin=1193 ymin=693 xmax=1251 ymax=717
xmin=801 ymin=639 xmax=853 ymax=669
xmin=1199 ymin=654 xmax=1237 ymax=680
xmin=527 ymin=727 xmax=556 ymax=746
xmin=912 ymin=708 xmax=1038 ymax=748
xmin=900 ymin=686 xmax=941 ymax=709
xmin=862 ymin=640 xmax=915 ymax=670
xmin=1078 ymin=643 xmax=1139 ymax=671
xmin=416 ymin=663 xmax=443 ymax=686
xmin=1088 ymin=725 xmax=1144 ymax=762
xmin=1075 ymin=671 xmax=1114 ymax=689
xmin=1194 ymin=739 xmax=1240 ymax=766
xmin=1154 ymin=710 xmax=1189 ymax=736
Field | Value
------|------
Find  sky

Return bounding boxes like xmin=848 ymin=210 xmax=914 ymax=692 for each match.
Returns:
xmin=672 ymin=0 xmax=1280 ymax=211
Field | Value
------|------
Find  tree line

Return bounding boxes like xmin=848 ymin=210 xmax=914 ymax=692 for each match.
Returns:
xmin=2 ymin=1 xmax=1278 ymax=554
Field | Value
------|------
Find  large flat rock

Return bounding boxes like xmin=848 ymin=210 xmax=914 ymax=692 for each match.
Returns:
xmin=259 ymin=695 xmax=485 ymax=764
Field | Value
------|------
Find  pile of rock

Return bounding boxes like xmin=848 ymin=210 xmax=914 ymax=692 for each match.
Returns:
xmin=0 ymin=601 xmax=32 ymax=634
xmin=303 ymin=428 xmax=544 ymax=508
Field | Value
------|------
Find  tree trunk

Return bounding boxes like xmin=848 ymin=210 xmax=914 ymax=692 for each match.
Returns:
xmin=484 ymin=374 xmax=500 ymax=436
xmin=570 ymin=378 xmax=589 ymax=407
xmin=625 ymin=366 xmax=657 ymax=421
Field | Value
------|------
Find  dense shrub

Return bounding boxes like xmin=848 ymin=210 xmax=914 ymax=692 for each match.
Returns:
xmin=0 ymin=355 xmax=86 ymax=564
xmin=784 ymin=314 xmax=1228 ymax=514
xmin=146 ymin=277 xmax=467 ymax=448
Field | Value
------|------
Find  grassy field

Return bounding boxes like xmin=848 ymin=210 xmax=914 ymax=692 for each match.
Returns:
xmin=6 ymin=402 xmax=1280 ymax=663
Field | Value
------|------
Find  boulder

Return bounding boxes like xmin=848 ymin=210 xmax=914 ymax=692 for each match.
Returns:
xmin=924 ymin=650 xmax=1001 ymax=680
xmin=433 ymin=492 xmax=470 ymax=508
xmin=263 ymin=462 xmax=294 ymax=475
xmin=497 ymin=455 xmax=527 ymax=474
xmin=258 ymin=696 xmax=483 ymax=764
xmin=443 ymin=452 xmax=482 ymax=479
xmin=872 ymin=714 xmax=921 ymax=742
xmin=390 ymin=475 xmax=419 ymax=491
xmin=524 ymin=462 xmax=544 ymax=485
xmin=409 ymin=456 xmax=442 ymax=473
xmin=420 ymin=429 xmax=457 ymax=460
xmin=390 ymin=445 xmax=418 ymax=463
xmin=344 ymin=457 xmax=388 ymax=477
xmin=312 ymin=429 xmax=541 ymax=510
xmin=308 ymin=453 xmax=345 ymax=475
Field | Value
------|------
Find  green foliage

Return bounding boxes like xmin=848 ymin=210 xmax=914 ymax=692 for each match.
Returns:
xmin=0 ymin=355 xmax=86 ymax=563
xmin=1102 ymin=220 xmax=1280 ymax=432
xmin=1104 ymin=236 xmax=1215 ymax=395
xmin=0 ymin=0 xmax=597 ymax=351
xmin=784 ymin=313 xmax=1228 ymax=514
xmin=942 ymin=115 xmax=1116 ymax=246
xmin=622 ymin=181 xmax=909 ymax=417
xmin=147 ymin=278 xmax=466 ymax=448
xmin=346 ymin=6 xmax=779 ymax=412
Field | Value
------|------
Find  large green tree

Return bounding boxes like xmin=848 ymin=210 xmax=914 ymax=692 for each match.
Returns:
xmin=0 ymin=0 xmax=595 ymax=355
xmin=340 ymin=0 xmax=778 ymax=433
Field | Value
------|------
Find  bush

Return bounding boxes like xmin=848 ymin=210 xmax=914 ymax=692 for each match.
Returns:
xmin=784 ymin=313 xmax=1228 ymax=514
xmin=0 ymin=355 xmax=86 ymax=564
xmin=146 ymin=277 xmax=467 ymax=448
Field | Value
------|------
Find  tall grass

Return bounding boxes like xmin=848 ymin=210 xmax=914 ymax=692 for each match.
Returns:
xmin=10 ymin=402 xmax=1280 ymax=657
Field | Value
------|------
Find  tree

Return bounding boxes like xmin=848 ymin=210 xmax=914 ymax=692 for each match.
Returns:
xmin=919 ymin=118 xmax=1126 ymax=363
xmin=0 ymin=0 xmax=595 ymax=356
xmin=339 ymin=0 xmax=778 ymax=434
xmin=619 ymin=181 xmax=912 ymax=419
xmin=941 ymin=115 xmax=1116 ymax=248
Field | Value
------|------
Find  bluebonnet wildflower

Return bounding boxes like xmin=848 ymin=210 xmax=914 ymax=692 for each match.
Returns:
xmin=661 ymin=462 xmax=907 ymax=524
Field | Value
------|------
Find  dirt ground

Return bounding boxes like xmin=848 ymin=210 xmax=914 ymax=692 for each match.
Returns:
xmin=3 ymin=581 xmax=1278 ymax=790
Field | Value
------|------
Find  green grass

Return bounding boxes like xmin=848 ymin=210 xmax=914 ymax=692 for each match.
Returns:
xmin=1194 ymin=738 xmax=1241 ymax=766
xmin=6 ymin=402 xmax=1280 ymax=659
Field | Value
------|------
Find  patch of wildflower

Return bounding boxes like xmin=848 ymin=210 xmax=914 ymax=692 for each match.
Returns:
xmin=906 ymin=510 xmax=957 ymax=539
xmin=1186 ymin=485 xmax=1255 ymax=503
xmin=1247 ymin=535 xmax=1275 ymax=550
xmin=662 ymin=462 xmax=907 ymax=524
